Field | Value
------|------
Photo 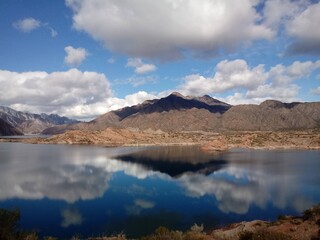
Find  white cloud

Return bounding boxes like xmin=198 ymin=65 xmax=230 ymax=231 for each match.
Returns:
xmin=246 ymin=84 xmax=300 ymax=101
xmin=13 ymin=17 xmax=41 ymax=32
xmin=66 ymin=0 xmax=273 ymax=60
xmin=61 ymin=208 xmax=83 ymax=228
xmin=286 ymin=2 xmax=320 ymax=55
xmin=126 ymin=58 xmax=157 ymax=74
xmin=179 ymin=59 xmax=267 ymax=96
xmin=64 ymin=46 xmax=88 ymax=66
xmin=13 ymin=17 xmax=58 ymax=37
xmin=0 ymin=68 xmax=112 ymax=119
xmin=269 ymin=60 xmax=320 ymax=86
xmin=262 ymin=0 xmax=308 ymax=29
xmin=60 ymin=91 xmax=157 ymax=120
xmin=178 ymin=59 xmax=320 ymax=104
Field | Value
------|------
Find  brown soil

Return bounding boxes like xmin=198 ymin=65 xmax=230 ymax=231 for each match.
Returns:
xmin=14 ymin=128 xmax=320 ymax=151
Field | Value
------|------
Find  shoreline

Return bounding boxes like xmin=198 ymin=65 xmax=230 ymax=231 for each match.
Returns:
xmin=0 ymin=128 xmax=319 ymax=151
xmin=1 ymin=129 xmax=319 ymax=151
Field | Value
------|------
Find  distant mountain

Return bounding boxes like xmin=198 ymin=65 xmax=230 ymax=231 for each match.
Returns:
xmin=0 ymin=118 xmax=23 ymax=136
xmin=0 ymin=106 xmax=79 ymax=134
xmin=42 ymin=92 xmax=231 ymax=133
xmin=42 ymin=92 xmax=320 ymax=134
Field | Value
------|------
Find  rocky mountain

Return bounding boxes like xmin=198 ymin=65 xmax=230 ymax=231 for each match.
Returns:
xmin=42 ymin=92 xmax=320 ymax=134
xmin=0 ymin=106 xmax=79 ymax=134
xmin=0 ymin=119 xmax=23 ymax=136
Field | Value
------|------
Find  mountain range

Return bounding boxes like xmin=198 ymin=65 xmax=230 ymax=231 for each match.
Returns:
xmin=0 ymin=106 xmax=79 ymax=135
xmin=42 ymin=92 xmax=320 ymax=134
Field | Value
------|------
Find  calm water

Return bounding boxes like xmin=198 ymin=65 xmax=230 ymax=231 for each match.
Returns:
xmin=0 ymin=143 xmax=319 ymax=239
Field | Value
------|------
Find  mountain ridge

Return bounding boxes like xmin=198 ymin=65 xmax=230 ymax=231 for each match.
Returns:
xmin=0 ymin=106 xmax=79 ymax=135
xmin=42 ymin=92 xmax=320 ymax=134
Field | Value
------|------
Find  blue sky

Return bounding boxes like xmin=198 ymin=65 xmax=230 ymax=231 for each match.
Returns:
xmin=0 ymin=0 xmax=319 ymax=120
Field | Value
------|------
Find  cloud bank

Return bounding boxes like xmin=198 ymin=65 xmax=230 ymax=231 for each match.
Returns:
xmin=66 ymin=0 xmax=273 ymax=60
xmin=1 ymin=58 xmax=319 ymax=119
xmin=286 ymin=2 xmax=320 ymax=55
xmin=0 ymin=68 xmax=112 ymax=119
xmin=66 ymin=0 xmax=320 ymax=59
xmin=0 ymin=68 xmax=160 ymax=119
xmin=178 ymin=59 xmax=320 ymax=104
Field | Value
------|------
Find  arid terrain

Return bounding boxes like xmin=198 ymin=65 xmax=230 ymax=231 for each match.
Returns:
xmin=2 ymin=128 xmax=319 ymax=151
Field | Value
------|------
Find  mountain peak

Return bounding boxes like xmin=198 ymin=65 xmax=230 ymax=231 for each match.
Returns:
xmin=169 ymin=92 xmax=185 ymax=98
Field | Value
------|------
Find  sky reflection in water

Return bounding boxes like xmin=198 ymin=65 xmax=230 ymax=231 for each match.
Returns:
xmin=0 ymin=143 xmax=319 ymax=238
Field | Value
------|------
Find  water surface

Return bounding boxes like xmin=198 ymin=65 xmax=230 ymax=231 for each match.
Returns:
xmin=0 ymin=143 xmax=319 ymax=238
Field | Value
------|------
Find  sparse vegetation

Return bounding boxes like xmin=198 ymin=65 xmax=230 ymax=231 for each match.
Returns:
xmin=239 ymin=230 xmax=291 ymax=240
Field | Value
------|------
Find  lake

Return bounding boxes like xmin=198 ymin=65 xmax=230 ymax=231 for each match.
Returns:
xmin=0 ymin=142 xmax=319 ymax=239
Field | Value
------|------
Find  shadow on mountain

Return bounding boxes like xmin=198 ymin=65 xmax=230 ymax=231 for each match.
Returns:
xmin=114 ymin=93 xmax=230 ymax=121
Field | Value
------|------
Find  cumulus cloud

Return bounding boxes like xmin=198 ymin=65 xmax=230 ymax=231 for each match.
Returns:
xmin=13 ymin=17 xmax=58 ymax=37
xmin=179 ymin=59 xmax=267 ymax=96
xmin=62 ymin=91 xmax=158 ymax=120
xmin=262 ymin=1 xmax=320 ymax=55
xmin=0 ymin=68 xmax=112 ymax=119
xmin=13 ymin=17 xmax=41 ymax=32
xmin=286 ymin=2 xmax=320 ymax=55
xmin=178 ymin=59 xmax=320 ymax=104
xmin=126 ymin=58 xmax=157 ymax=74
xmin=61 ymin=208 xmax=83 ymax=228
xmin=262 ymin=0 xmax=308 ymax=29
xmin=64 ymin=46 xmax=88 ymax=66
xmin=0 ymin=65 xmax=158 ymax=120
xmin=66 ymin=0 xmax=273 ymax=60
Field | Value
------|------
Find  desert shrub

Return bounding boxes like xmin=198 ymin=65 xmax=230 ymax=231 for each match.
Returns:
xmin=22 ymin=232 xmax=39 ymax=240
xmin=189 ymin=224 xmax=203 ymax=234
xmin=0 ymin=208 xmax=20 ymax=240
xmin=43 ymin=237 xmax=57 ymax=240
xmin=239 ymin=230 xmax=291 ymax=240
xmin=277 ymin=215 xmax=288 ymax=221
xmin=303 ymin=204 xmax=320 ymax=221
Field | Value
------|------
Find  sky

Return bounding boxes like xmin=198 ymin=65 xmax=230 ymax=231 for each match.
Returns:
xmin=0 ymin=0 xmax=320 ymax=120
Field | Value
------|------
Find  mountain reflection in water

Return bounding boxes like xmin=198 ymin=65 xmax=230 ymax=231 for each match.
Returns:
xmin=0 ymin=143 xmax=319 ymax=238
xmin=115 ymin=146 xmax=227 ymax=177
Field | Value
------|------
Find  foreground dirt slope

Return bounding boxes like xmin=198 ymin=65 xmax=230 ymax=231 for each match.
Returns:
xmin=211 ymin=205 xmax=320 ymax=240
